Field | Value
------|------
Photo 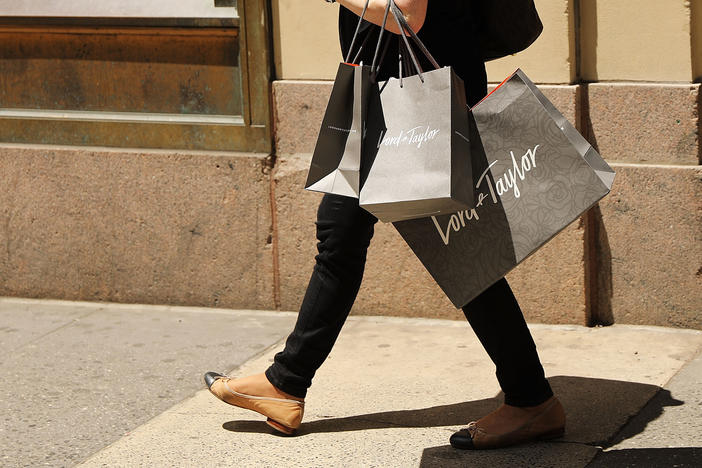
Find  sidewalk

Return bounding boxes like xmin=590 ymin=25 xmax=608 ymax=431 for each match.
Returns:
xmin=2 ymin=298 xmax=701 ymax=467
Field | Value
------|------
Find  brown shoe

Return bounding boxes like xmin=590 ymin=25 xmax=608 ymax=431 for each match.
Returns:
xmin=450 ymin=396 xmax=566 ymax=450
xmin=204 ymin=372 xmax=304 ymax=435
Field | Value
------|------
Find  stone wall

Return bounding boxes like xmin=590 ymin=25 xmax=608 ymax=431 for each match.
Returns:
xmin=1 ymin=1 xmax=700 ymax=328
xmin=0 ymin=146 xmax=275 ymax=310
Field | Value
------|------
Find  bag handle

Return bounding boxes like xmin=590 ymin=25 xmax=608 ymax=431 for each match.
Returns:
xmin=345 ymin=0 xmax=392 ymax=82
xmin=370 ymin=0 xmax=392 ymax=74
xmin=391 ymin=5 xmax=424 ymax=81
xmin=398 ymin=34 xmax=414 ymax=87
xmin=389 ymin=0 xmax=441 ymax=78
xmin=345 ymin=0 xmax=371 ymax=64
xmin=345 ymin=0 xmax=441 ymax=81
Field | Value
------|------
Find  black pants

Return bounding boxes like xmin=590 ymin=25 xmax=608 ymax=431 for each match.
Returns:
xmin=266 ymin=194 xmax=553 ymax=407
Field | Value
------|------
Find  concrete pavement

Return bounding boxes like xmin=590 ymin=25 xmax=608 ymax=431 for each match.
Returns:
xmin=0 ymin=298 xmax=297 ymax=467
xmin=2 ymin=298 xmax=701 ymax=467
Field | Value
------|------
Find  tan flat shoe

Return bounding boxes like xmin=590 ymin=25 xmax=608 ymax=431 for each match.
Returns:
xmin=204 ymin=372 xmax=304 ymax=435
xmin=450 ymin=396 xmax=566 ymax=450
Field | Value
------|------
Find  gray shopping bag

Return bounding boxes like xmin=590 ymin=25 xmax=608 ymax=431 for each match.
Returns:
xmin=358 ymin=1 xmax=473 ymax=222
xmin=359 ymin=68 xmax=474 ymax=222
xmin=394 ymin=69 xmax=615 ymax=308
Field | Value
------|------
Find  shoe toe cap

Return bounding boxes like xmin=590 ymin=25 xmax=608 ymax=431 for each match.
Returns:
xmin=204 ymin=371 xmax=224 ymax=389
xmin=449 ymin=429 xmax=475 ymax=450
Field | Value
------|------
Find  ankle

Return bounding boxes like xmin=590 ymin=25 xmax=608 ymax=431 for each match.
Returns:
xmin=504 ymin=392 xmax=555 ymax=410
xmin=231 ymin=373 xmax=304 ymax=401
xmin=263 ymin=369 xmax=306 ymax=401
xmin=506 ymin=395 xmax=557 ymax=413
xmin=265 ymin=375 xmax=304 ymax=402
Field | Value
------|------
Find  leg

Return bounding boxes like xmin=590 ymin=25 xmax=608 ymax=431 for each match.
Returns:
xmin=266 ymin=193 xmax=377 ymax=398
xmin=462 ymin=278 xmax=553 ymax=407
xmin=205 ymin=194 xmax=376 ymax=433
xmin=451 ymin=278 xmax=565 ymax=449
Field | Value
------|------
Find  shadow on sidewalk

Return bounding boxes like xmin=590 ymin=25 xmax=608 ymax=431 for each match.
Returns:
xmin=221 ymin=375 xmax=698 ymax=466
xmin=223 ymin=376 xmax=685 ymax=444
xmin=586 ymin=447 xmax=702 ymax=468
xmin=418 ymin=446 xmax=702 ymax=468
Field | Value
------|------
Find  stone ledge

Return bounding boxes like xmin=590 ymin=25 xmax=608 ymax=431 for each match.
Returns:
xmin=275 ymin=80 xmax=581 ymax=156
xmin=0 ymin=145 xmax=275 ymax=310
xmin=273 ymin=80 xmax=333 ymax=155
xmin=274 ymin=80 xmax=702 ymax=167
xmin=596 ymin=163 xmax=702 ymax=329
xmin=585 ymin=83 xmax=700 ymax=165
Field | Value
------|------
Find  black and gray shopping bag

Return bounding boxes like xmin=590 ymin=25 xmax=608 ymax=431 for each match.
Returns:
xmin=305 ymin=62 xmax=373 ymax=198
xmin=305 ymin=0 xmax=385 ymax=198
xmin=394 ymin=69 xmax=615 ymax=308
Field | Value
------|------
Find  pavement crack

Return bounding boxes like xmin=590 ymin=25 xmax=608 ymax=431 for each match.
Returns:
xmin=7 ymin=308 xmax=98 ymax=355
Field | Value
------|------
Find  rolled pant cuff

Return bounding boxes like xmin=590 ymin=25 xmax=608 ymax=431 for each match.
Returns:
xmin=265 ymin=366 xmax=308 ymax=399
xmin=503 ymin=380 xmax=554 ymax=407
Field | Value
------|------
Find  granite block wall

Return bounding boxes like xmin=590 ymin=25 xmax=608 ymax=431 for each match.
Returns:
xmin=0 ymin=145 xmax=275 ymax=310
xmin=1 ymin=79 xmax=699 ymax=328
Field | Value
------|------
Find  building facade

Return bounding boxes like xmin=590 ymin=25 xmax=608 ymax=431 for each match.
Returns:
xmin=1 ymin=0 xmax=700 ymax=328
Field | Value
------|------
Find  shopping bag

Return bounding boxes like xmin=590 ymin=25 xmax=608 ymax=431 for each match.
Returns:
xmin=394 ymin=69 xmax=615 ymax=308
xmin=472 ymin=0 xmax=543 ymax=61
xmin=305 ymin=0 xmax=382 ymax=198
xmin=358 ymin=1 xmax=473 ymax=222
xmin=305 ymin=62 xmax=372 ymax=198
